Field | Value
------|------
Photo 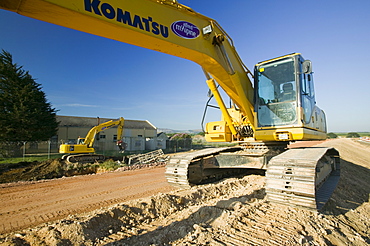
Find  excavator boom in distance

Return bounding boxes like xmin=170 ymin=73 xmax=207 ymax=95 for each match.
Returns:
xmin=0 ymin=0 xmax=340 ymax=210
xmin=59 ymin=117 xmax=124 ymax=163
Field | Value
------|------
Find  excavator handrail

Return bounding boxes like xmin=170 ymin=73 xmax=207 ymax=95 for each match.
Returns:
xmin=211 ymin=20 xmax=253 ymax=78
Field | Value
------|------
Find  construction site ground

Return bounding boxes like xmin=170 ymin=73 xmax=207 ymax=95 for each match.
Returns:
xmin=0 ymin=138 xmax=369 ymax=245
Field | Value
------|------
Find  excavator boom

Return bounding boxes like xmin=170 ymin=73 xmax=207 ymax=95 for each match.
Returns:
xmin=0 ymin=0 xmax=254 ymax=134
xmin=84 ymin=117 xmax=124 ymax=148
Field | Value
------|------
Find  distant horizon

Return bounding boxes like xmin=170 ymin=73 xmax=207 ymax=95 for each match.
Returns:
xmin=56 ymin=114 xmax=369 ymax=134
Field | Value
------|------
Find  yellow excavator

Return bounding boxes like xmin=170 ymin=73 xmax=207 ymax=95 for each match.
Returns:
xmin=59 ymin=117 xmax=124 ymax=163
xmin=0 ymin=0 xmax=340 ymax=210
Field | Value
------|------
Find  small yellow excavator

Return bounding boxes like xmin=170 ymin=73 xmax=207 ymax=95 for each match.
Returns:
xmin=59 ymin=117 xmax=124 ymax=163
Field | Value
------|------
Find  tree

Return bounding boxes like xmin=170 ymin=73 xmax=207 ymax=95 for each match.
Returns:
xmin=346 ymin=132 xmax=360 ymax=138
xmin=168 ymin=133 xmax=192 ymax=152
xmin=170 ymin=133 xmax=192 ymax=140
xmin=327 ymin=132 xmax=338 ymax=139
xmin=0 ymin=50 xmax=58 ymax=144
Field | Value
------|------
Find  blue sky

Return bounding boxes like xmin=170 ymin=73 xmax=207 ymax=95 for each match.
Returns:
xmin=0 ymin=0 xmax=369 ymax=132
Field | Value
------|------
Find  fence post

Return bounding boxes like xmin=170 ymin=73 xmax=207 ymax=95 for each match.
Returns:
xmin=23 ymin=141 xmax=26 ymax=161
xmin=48 ymin=140 xmax=51 ymax=159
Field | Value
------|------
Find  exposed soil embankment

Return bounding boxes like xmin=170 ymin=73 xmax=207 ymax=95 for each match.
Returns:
xmin=0 ymin=159 xmax=96 ymax=183
xmin=0 ymin=158 xmax=165 ymax=184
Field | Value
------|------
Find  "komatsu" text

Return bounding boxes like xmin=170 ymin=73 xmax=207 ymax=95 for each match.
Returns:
xmin=84 ymin=0 xmax=169 ymax=38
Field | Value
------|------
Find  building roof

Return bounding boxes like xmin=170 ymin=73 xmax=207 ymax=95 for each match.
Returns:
xmin=157 ymin=132 xmax=169 ymax=139
xmin=57 ymin=116 xmax=157 ymax=130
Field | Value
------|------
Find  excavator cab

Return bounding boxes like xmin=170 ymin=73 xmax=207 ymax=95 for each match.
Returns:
xmin=254 ymin=53 xmax=327 ymax=141
xmin=76 ymin=138 xmax=85 ymax=145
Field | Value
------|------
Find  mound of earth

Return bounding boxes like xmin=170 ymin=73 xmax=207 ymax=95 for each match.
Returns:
xmin=0 ymin=138 xmax=369 ymax=245
xmin=0 ymin=159 xmax=99 ymax=184
xmin=0 ymin=158 xmax=166 ymax=184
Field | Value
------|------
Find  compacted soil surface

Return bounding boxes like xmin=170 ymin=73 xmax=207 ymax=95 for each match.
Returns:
xmin=0 ymin=167 xmax=174 ymax=234
xmin=0 ymin=138 xmax=369 ymax=245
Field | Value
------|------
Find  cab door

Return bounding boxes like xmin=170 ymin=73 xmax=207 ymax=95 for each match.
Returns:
xmin=299 ymin=59 xmax=326 ymax=133
xmin=300 ymin=67 xmax=316 ymax=125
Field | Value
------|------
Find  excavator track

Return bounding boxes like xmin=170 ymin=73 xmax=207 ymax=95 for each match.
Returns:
xmin=165 ymin=147 xmax=236 ymax=189
xmin=63 ymin=154 xmax=105 ymax=164
xmin=166 ymin=145 xmax=340 ymax=211
xmin=266 ymin=147 xmax=340 ymax=210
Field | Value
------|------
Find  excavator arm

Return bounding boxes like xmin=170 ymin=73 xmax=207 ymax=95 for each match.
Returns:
xmin=0 ymin=0 xmax=254 ymax=140
xmin=83 ymin=117 xmax=124 ymax=148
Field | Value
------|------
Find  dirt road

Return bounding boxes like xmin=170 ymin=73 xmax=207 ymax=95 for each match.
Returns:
xmin=0 ymin=167 xmax=174 ymax=234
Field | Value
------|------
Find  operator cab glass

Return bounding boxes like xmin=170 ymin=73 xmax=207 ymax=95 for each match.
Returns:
xmin=255 ymin=57 xmax=298 ymax=127
xmin=77 ymin=138 xmax=85 ymax=145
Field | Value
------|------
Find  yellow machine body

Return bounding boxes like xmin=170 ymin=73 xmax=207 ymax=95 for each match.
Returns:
xmin=59 ymin=142 xmax=95 ymax=154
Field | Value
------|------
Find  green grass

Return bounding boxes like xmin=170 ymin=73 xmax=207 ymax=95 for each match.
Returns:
xmin=0 ymin=154 xmax=64 ymax=164
xmin=95 ymin=150 xmax=126 ymax=156
xmin=98 ymin=159 xmax=124 ymax=171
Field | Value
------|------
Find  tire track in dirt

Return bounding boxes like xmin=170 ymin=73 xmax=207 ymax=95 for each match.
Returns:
xmin=0 ymin=167 xmax=174 ymax=234
xmin=1 ymin=178 xmax=166 ymax=220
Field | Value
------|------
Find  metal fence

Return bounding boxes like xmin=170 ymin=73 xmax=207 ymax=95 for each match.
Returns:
xmin=0 ymin=141 xmax=59 ymax=159
xmin=166 ymin=138 xmax=193 ymax=153
xmin=0 ymin=138 xmax=207 ymax=159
